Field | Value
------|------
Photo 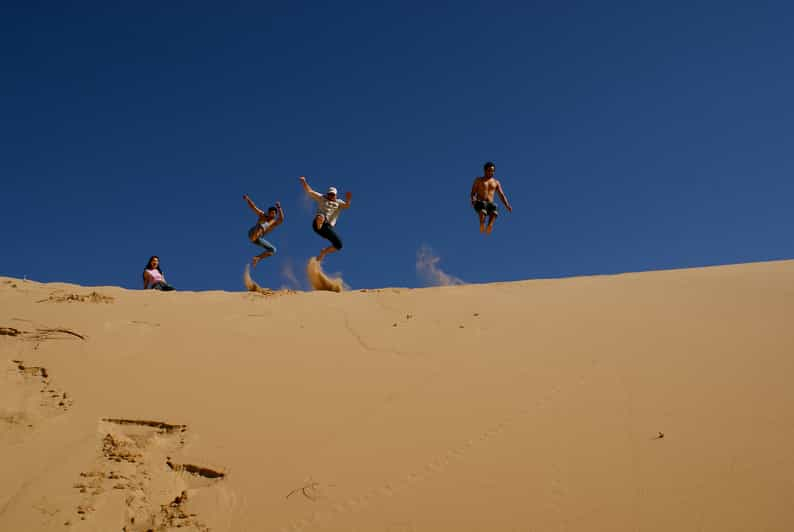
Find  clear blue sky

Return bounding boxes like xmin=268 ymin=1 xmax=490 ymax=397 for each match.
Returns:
xmin=2 ymin=2 xmax=793 ymax=291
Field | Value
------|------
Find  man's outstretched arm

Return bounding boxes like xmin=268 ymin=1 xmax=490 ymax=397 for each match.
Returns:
xmin=496 ymin=181 xmax=512 ymax=212
xmin=299 ymin=176 xmax=322 ymax=200
xmin=243 ymin=194 xmax=265 ymax=217
xmin=340 ymin=191 xmax=352 ymax=209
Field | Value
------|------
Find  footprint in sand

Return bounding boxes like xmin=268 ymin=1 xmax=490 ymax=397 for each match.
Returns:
xmin=71 ymin=418 xmax=227 ymax=530
xmin=130 ymin=320 xmax=160 ymax=327
xmin=1 ymin=324 xmax=87 ymax=346
xmin=1 ymin=325 xmax=86 ymax=354
xmin=0 ymin=359 xmax=73 ymax=443
xmin=36 ymin=290 xmax=114 ymax=304
xmin=0 ymin=326 xmax=24 ymax=337
xmin=280 ymin=414 xmax=519 ymax=532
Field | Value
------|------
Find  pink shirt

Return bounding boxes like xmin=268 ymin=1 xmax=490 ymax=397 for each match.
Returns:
xmin=145 ymin=268 xmax=164 ymax=285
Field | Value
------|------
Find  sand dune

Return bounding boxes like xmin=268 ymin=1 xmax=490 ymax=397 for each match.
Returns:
xmin=1 ymin=261 xmax=794 ymax=531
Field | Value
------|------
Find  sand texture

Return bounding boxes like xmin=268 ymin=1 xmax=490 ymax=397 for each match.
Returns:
xmin=1 ymin=260 xmax=793 ymax=531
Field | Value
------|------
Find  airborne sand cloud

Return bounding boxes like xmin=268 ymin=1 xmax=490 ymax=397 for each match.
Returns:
xmin=306 ymin=257 xmax=344 ymax=292
xmin=416 ymin=245 xmax=463 ymax=286
xmin=280 ymin=259 xmax=302 ymax=290
xmin=243 ymin=264 xmax=273 ymax=294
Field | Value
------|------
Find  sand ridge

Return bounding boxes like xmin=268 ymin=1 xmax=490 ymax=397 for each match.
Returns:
xmin=1 ymin=261 xmax=794 ymax=530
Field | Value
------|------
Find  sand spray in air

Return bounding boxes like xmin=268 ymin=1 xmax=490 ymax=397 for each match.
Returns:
xmin=306 ymin=257 xmax=344 ymax=292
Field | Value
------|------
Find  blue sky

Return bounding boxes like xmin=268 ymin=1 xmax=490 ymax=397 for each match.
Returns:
xmin=2 ymin=2 xmax=793 ymax=291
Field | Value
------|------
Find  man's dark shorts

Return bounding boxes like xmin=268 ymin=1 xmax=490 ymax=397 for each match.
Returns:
xmin=473 ymin=200 xmax=498 ymax=215
xmin=312 ymin=219 xmax=343 ymax=250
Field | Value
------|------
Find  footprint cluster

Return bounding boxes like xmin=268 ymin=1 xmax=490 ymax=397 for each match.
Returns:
xmin=13 ymin=360 xmax=73 ymax=412
xmin=70 ymin=418 xmax=225 ymax=530
xmin=36 ymin=290 xmax=114 ymax=304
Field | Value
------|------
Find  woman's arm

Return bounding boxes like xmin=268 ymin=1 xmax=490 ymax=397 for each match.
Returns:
xmin=243 ymin=194 xmax=265 ymax=217
xmin=266 ymin=202 xmax=285 ymax=231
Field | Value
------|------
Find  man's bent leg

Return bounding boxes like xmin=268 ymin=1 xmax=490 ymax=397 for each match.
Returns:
xmin=317 ymin=245 xmax=337 ymax=262
xmin=317 ymin=223 xmax=343 ymax=261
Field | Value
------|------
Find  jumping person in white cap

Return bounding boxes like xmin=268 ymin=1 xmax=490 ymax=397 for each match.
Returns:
xmin=299 ymin=176 xmax=352 ymax=262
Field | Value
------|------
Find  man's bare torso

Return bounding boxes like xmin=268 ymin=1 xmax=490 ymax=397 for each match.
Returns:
xmin=472 ymin=176 xmax=500 ymax=202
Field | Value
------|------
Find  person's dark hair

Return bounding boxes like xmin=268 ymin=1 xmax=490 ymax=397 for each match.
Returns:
xmin=484 ymin=161 xmax=495 ymax=171
xmin=268 ymin=206 xmax=277 ymax=213
xmin=143 ymin=256 xmax=163 ymax=282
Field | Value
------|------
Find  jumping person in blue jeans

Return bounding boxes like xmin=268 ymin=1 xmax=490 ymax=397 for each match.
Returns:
xmin=299 ymin=176 xmax=352 ymax=262
xmin=243 ymin=194 xmax=285 ymax=267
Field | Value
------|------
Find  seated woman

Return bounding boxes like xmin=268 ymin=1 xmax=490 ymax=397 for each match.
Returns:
xmin=143 ymin=256 xmax=175 ymax=291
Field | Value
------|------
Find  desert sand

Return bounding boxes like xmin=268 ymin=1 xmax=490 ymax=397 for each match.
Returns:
xmin=1 ymin=260 xmax=793 ymax=531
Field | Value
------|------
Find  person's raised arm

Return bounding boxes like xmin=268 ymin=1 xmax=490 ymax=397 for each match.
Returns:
xmin=243 ymin=194 xmax=265 ymax=217
xmin=299 ymin=176 xmax=322 ymax=200
xmin=274 ymin=201 xmax=285 ymax=226
xmin=340 ymin=191 xmax=352 ymax=209
xmin=496 ymin=180 xmax=512 ymax=212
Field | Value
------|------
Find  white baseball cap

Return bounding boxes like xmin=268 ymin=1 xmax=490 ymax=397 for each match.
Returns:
xmin=327 ymin=186 xmax=338 ymax=195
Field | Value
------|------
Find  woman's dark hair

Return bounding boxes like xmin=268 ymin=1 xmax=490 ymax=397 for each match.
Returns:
xmin=143 ymin=256 xmax=163 ymax=282
xmin=268 ymin=206 xmax=277 ymax=213
xmin=484 ymin=161 xmax=495 ymax=171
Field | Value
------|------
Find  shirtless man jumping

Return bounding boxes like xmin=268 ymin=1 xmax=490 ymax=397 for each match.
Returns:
xmin=470 ymin=161 xmax=512 ymax=234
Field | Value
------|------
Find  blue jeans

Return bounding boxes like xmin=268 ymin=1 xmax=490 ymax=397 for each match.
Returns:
xmin=248 ymin=227 xmax=276 ymax=253
xmin=252 ymin=238 xmax=276 ymax=253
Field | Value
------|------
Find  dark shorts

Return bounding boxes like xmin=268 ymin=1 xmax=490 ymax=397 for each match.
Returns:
xmin=473 ymin=200 xmax=498 ymax=215
xmin=312 ymin=219 xmax=343 ymax=250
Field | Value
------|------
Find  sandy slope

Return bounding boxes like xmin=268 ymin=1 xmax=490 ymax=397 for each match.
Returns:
xmin=1 ymin=260 xmax=793 ymax=531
